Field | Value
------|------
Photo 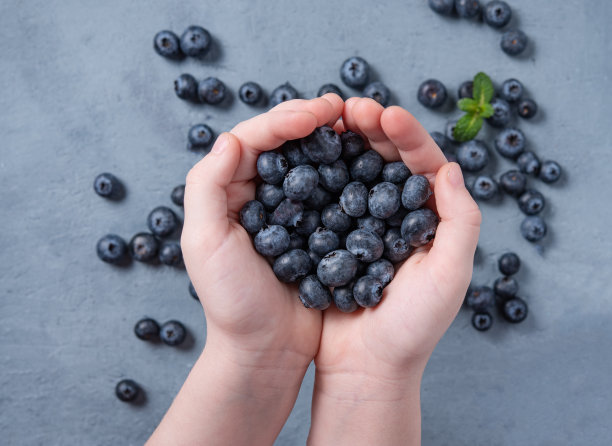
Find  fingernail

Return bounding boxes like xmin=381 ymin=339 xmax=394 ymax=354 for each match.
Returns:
xmin=211 ymin=134 xmax=228 ymax=154
xmin=448 ymin=163 xmax=464 ymax=188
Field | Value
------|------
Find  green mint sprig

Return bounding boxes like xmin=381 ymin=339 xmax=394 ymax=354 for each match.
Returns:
xmin=453 ymin=72 xmax=495 ymax=142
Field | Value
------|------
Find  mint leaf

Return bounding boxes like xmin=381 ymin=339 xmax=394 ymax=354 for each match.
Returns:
xmin=458 ymin=98 xmax=479 ymax=113
xmin=472 ymin=72 xmax=494 ymax=107
xmin=453 ymin=113 xmax=483 ymax=142
xmin=481 ymin=103 xmax=494 ymax=118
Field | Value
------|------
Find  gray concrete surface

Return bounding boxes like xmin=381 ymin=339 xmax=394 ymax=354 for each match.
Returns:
xmin=1 ymin=0 xmax=611 ymax=444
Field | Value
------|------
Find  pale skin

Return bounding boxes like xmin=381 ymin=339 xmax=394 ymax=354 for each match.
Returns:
xmin=147 ymin=94 xmax=481 ymax=446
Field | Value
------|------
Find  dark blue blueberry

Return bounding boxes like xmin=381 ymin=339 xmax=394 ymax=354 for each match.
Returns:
xmin=180 ymin=25 xmax=211 ymax=57
xmin=301 ymin=126 xmax=342 ymax=164
xmin=382 ymin=228 xmax=412 ymax=263
xmin=366 ymin=259 xmax=394 ymax=287
xmin=499 ymin=170 xmax=526 ymax=196
xmin=283 ymin=165 xmax=319 ymax=201
xmin=295 ymin=210 xmax=321 ymax=237
xmin=317 ymin=249 xmax=359 ymax=287
xmin=368 ymin=182 xmax=401 ymax=219
xmin=171 ymin=185 xmax=185 ymax=206
xmin=517 ymin=151 xmax=541 ymax=176
xmin=353 ymin=275 xmax=384 ymax=308
xmin=256 ymin=184 xmax=285 ymax=211
xmin=401 ymin=208 xmax=439 ymax=247
xmin=502 ymin=297 xmax=528 ymax=323
xmin=289 ymin=232 xmax=305 ymax=250
xmin=321 ymin=204 xmax=352 ymax=232
xmin=456 ymin=140 xmax=489 ymax=172
xmin=318 ymin=83 xmax=344 ymax=98
xmin=159 ymin=241 xmax=182 ymax=266
xmin=520 ymin=216 xmax=546 ymax=242
xmin=341 ymin=131 xmax=365 ymax=160
xmin=333 ymin=283 xmax=358 ymax=313
xmin=238 ymin=81 xmax=263 ymax=105
xmin=539 ymin=160 xmax=562 ymax=183
xmin=318 ymin=160 xmax=349 ymax=193
xmin=518 ymin=189 xmax=545 ymax=215
xmin=257 ymin=152 xmax=288 ymax=185
xmin=472 ymin=312 xmax=493 ymax=331
xmin=134 ymin=318 xmax=160 ymax=341
xmin=498 ymin=252 xmax=520 ymax=275
xmin=308 ymin=228 xmax=340 ymax=257
xmin=269 ymin=199 xmax=304 ymax=227
xmin=501 ymin=29 xmax=528 ymax=56
xmin=174 ymin=74 xmax=198 ymax=101
xmin=340 ymin=56 xmax=369 ymax=89
xmin=308 ymin=250 xmax=322 ymax=268
xmin=339 ymin=182 xmax=369 ymax=218
xmin=96 ymin=234 xmax=128 ymax=264
xmin=500 ymin=78 xmax=523 ymax=102
xmin=346 ymin=229 xmax=384 ymax=263
xmin=198 ymin=77 xmax=226 ymax=104
xmin=417 ymin=79 xmax=447 ymax=109
xmin=350 ymin=150 xmax=384 ymax=183
xmin=188 ymin=124 xmax=214 ymax=149
xmin=429 ymin=0 xmax=455 ymax=15
xmin=401 ymin=175 xmax=433 ymax=211
xmin=386 ymin=207 xmax=408 ymax=228
xmin=254 ymin=225 xmax=290 ymax=257
xmin=382 ymin=162 xmax=411 ymax=184
xmin=116 ymin=379 xmax=141 ymax=402
xmin=517 ymin=98 xmax=538 ymax=119
xmin=484 ymin=1 xmax=512 ymax=28
xmin=239 ymin=200 xmax=266 ymax=234
xmin=363 ymin=81 xmax=391 ymax=107
xmin=269 ymin=82 xmax=299 ymax=107
xmin=147 ymin=206 xmax=178 ymax=237
xmin=471 ymin=175 xmax=498 ymax=200
xmin=495 ymin=128 xmax=525 ymax=159
xmin=487 ymin=98 xmax=511 ymax=128
xmin=160 ymin=320 xmax=186 ymax=346
xmin=298 ymin=275 xmax=332 ymax=310
xmin=457 ymin=81 xmax=474 ymax=99
xmin=273 ymin=249 xmax=311 ymax=283
xmin=189 ymin=282 xmax=199 ymax=300
xmin=357 ymin=215 xmax=386 ymax=237
xmin=282 ymin=139 xmax=311 ymax=167
xmin=455 ymin=0 xmax=481 ymax=18
xmin=431 ymin=131 xmax=457 ymax=162
xmin=494 ymin=276 xmax=519 ymax=299
xmin=445 ymin=120 xmax=459 ymax=143
xmin=129 ymin=233 xmax=159 ymax=262
xmin=465 ymin=286 xmax=494 ymax=311
xmin=153 ymin=30 xmax=182 ymax=59
xmin=303 ymin=186 xmax=333 ymax=211
xmin=94 ymin=173 xmax=123 ymax=199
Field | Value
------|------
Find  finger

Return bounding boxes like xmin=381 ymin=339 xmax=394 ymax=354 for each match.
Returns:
xmin=351 ymin=98 xmax=400 ymax=161
xmin=270 ymin=94 xmax=344 ymax=128
xmin=380 ymin=106 xmax=448 ymax=175
xmin=341 ymin=97 xmax=363 ymax=137
xmin=332 ymin=118 xmax=345 ymax=134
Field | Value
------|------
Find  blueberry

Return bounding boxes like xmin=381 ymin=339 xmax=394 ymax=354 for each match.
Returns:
xmin=333 ymin=283 xmax=359 ymax=313
xmin=382 ymin=228 xmax=412 ymax=263
xmin=273 ymin=249 xmax=312 ymax=283
xmin=94 ymin=173 xmax=123 ymax=199
xmin=465 ymin=286 xmax=494 ymax=311
xmin=500 ymin=78 xmax=523 ymax=102
xmin=517 ymin=151 xmax=541 ymax=176
xmin=283 ymin=165 xmax=319 ymax=201
xmin=96 ymin=234 xmax=128 ymax=264
xmin=318 ymin=83 xmax=343 ymax=98
xmin=295 ymin=210 xmax=321 ymax=237
xmin=189 ymin=282 xmax=199 ymax=300
xmin=239 ymin=200 xmax=266 ymax=234
xmin=340 ymin=56 xmax=369 ymax=89
xmin=487 ymin=97 xmax=511 ymax=128
xmin=339 ymin=182 xmax=368 ymax=218
xmin=303 ymin=186 xmax=333 ymax=212
xmin=445 ymin=120 xmax=459 ymax=143
xmin=484 ymin=1 xmax=512 ymax=28
xmin=129 ymin=233 xmax=159 ymax=262
xmin=198 ymin=77 xmax=226 ymax=105
xmin=346 ymin=229 xmax=384 ymax=263
xmin=282 ymin=140 xmax=311 ymax=167
xmin=502 ymin=297 xmax=528 ymax=323
xmin=499 ymin=170 xmax=526 ymax=196
xmin=401 ymin=175 xmax=433 ymax=211
xmin=308 ymin=228 xmax=340 ymax=257
xmin=518 ymin=189 xmax=545 ymax=215
xmin=401 ymin=208 xmax=439 ymax=247
xmin=455 ymin=0 xmax=481 ymax=18
xmin=353 ymin=275 xmax=384 ymax=308
xmin=308 ymin=250 xmax=322 ymax=268
xmin=153 ymin=30 xmax=182 ymax=59
xmin=357 ymin=215 xmax=386 ymax=237
xmin=350 ymin=150 xmax=384 ymax=183
xmin=363 ymin=81 xmax=391 ymax=107
xmin=188 ymin=124 xmax=214 ymax=151
xmin=431 ymin=131 xmax=452 ymax=152
xmin=134 ymin=318 xmax=160 ymax=341
xmin=254 ymin=184 xmax=283 ymax=212
xmin=298 ymin=275 xmax=332 ymax=310
xmin=382 ymin=162 xmax=411 ymax=184
xmin=321 ymin=204 xmax=352 ymax=232
xmin=317 ymin=250 xmax=359 ymax=287
xmin=385 ymin=207 xmax=408 ymax=228
xmin=368 ymin=182 xmax=401 ymax=219
xmin=539 ymin=160 xmax=562 ymax=183
xmin=159 ymin=241 xmax=182 ymax=266
xmin=269 ymin=82 xmax=299 ymax=107
xmin=174 ymin=74 xmax=198 ymax=101
xmin=494 ymin=276 xmax=519 ymax=299
xmin=254 ymin=225 xmax=290 ymax=257
xmin=318 ymin=160 xmax=349 ymax=193
xmin=429 ymin=0 xmax=455 ymax=15
xmin=471 ymin=176 xmax=498 ymax=200
xmin=147 ymin=206 xmax=178 ymax=237
xmin=257 ymin=152 xmax=288 ymax=185
xmin=366 ymin=259 xmax=394 ymax=287
xmin=517 ymin=98 xmax=537 ymax=119
xmin=456 ymin=140 xmax=489 ymax=172
xmin=417 ymin=79 xmax=447 ymax=109
xmin=498 ymin=252 xmax=520 ymax=275
xmin=115 ymin=379 xmax=141 ymax=402
xmin=520 ymin=216 xmax=547 ymax=242
xmin=160 ymin=320 xmax=187 ymax=346
xmin=340 ymin=131 xmax=365 ymax=160
xmin=180 ymin=25 xmax=211 ymax=57
xmin=457 ymin=81 xmax=474 ymax=99
xmin=238 ymin=81 xmax=263 ymax=105
xmin=289 ymin=232 xmax=305 ymax=250
xmin=171 ymin=185 xmax=185 ymax=206
xmin=269 ymin=199 xmax=304 ymax=227
xmin=501 ymin=29 xmax=528 ymax=56
xmin=495 ymin=128 xmax=525 ymax=159
xmin=301 ymin=126 xmax=342 ymax=164
xmin=471 ymin=312 xmax=493 ymax=331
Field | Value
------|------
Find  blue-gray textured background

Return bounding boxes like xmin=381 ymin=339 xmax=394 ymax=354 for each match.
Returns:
xmin=1 ymin=0 xmax=611 ymax=444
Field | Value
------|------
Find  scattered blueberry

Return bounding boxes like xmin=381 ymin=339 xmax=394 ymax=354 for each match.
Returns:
xmin=517 ymin=151 xmax=541 ymax=176
xmin=499 ymin=170 xmax=526 ymax=196
xmin=269 ymin=82 xmax=299 ymax=107
xmin=456 ymin=140 xmax=489 ymax=172
xmin=455 ymin=0 xmax=481 ymax=18
xmin=96 ymin=234 xmax=128 ymax=264
xmin=198 ymin=77 xmax=227 ymax=105
xmin=357 ymin=215 xmax=386 ymax=237
xmin=363 ymin=81 xmax=391 ymax=106
xmin=116 ymin=379 xmax=141 ymax=402
xmin=273 ymin=249 xmax=311 ymax=283
xmin=431 ymin=131 xmax=454 ymax=159
xmin=333 ymin=284 xmax=359 ymax=313
xmin=317 ymin=249 xmax=359 ymax=287
xmin=501 ymin=297 xmax=528 ymax=323
xmin=518 ymin=189 xmax=545 ymax=215
xmin=472 ymin=312 xmax=493 ymax=331
xmin=283 ymin=165 xmax=319 ymax=201
xmin=171 ymin=185 xmax=185 ymax=206
xmin=238 ymin=81 xmax=263 ymax=105
xmin=366 ymin=259 xmax=394 ymax=287
xmin=318 ymin=83 xmax=343 ymax=98
xmin=282 ymin=140 xmax=311 ymax=167
xmin=269 ymin=199 xmax=304 ymax=227
xmin=465 ymin=286 xmax=494 ymax=311
xmin=147 ymin=206 xmax=178 ymax=237
xmin=134 ymin=318 xmax=160 ymax=341
xmin=180 ymin=25 xmax=211 ymax=57
xmin=484 ymin=1 xmax=512 ymax=28
xmin=188 ymin=124 xmax=214 ymax=150
xmin=445 ymin=120 xmax=459 ymax=143
xmin=368 ymin=182 xmax=401 ymax=219
xmin=353 ymin=275 xmax=384 ymax=308
xmin=471 ymin=175 xmax=498 ymax=200
xmin=346 ymin=229 xmax=384 ymax=263
xmin=457 ymin=80 xmax=474 ymax=99
xmin=487 ymin=97 xmax=511 ymax=127
xmin=517 ymin=98 xmax=538 ymax=119
xmin=298 ymin=275 xmax=332 ymax=310
xmin=350 ymin=150 xmax=384 ymax=183
xmin=318 ymin=160 xmax=350 ymax=193
xmin=301 ymin=126 xmax=342 ymax=164
xmin=189 ymin=282 xmax=199 ymax=300
xmin=239 ymin=200 xmax=266 ymax=234
xmin=501 ymin=29 xmax=528 ymax=56
xmin=254 ymin=225 xmax=290 ymax=257
xmin=500 ymin=78 xmax=523 ymax=102
xmin=308 ymin=228 xmax=340 ymax=257
xmin=340 ymin=56 xmax=370 ymax=89
xmin=159 ymin=241 xmax=182 ymax=266
xmin=401 ymin=175 xmax=433 ymax=211
xmin=520 ymin=216 xmax=547 ymax=242
xmin=321 ymin=203 xmax=353 ymax=232
xmin=539 ymin=160 xmax=562 ymax=183
xmin=295 ymin=210 xmax=321 ymax=237
xmin=94 ymin=173 xmax=123 ymax=199
xmin=495 ymin=127 xmax=525 ymax=159
xmin=401 ymin=208 xmax=439 ymax=247
xmin=160 ymin=320 xmax=187 ymax=346
xmin=174 ymin=74 xmax=198 ymax=101
xmin=498 ymin=252 xmax=521 ymax=275
xmin=257 ymin=152 xmax=288 ymax=185
xmin=429 ymin=0 xmax=455 ymax=15
xmin=382 ymin=162 xmax=411 ymax=184
xmin=129 ymin=233 xmax=159 ymax=262
xmin=153 ymin=30 xmax=182 ymax=59
xmin=494 ymin=276 xmax=519 ymax=299
xmin=417 ymin=79 xmax=447 ymax=109
xmin=341 ymin=131 xmax=365 ymax=160
xmin=382 ymin=228 xmax=412 ymax=263
xmin=339 ymin=182 xmax=369 ymax=218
